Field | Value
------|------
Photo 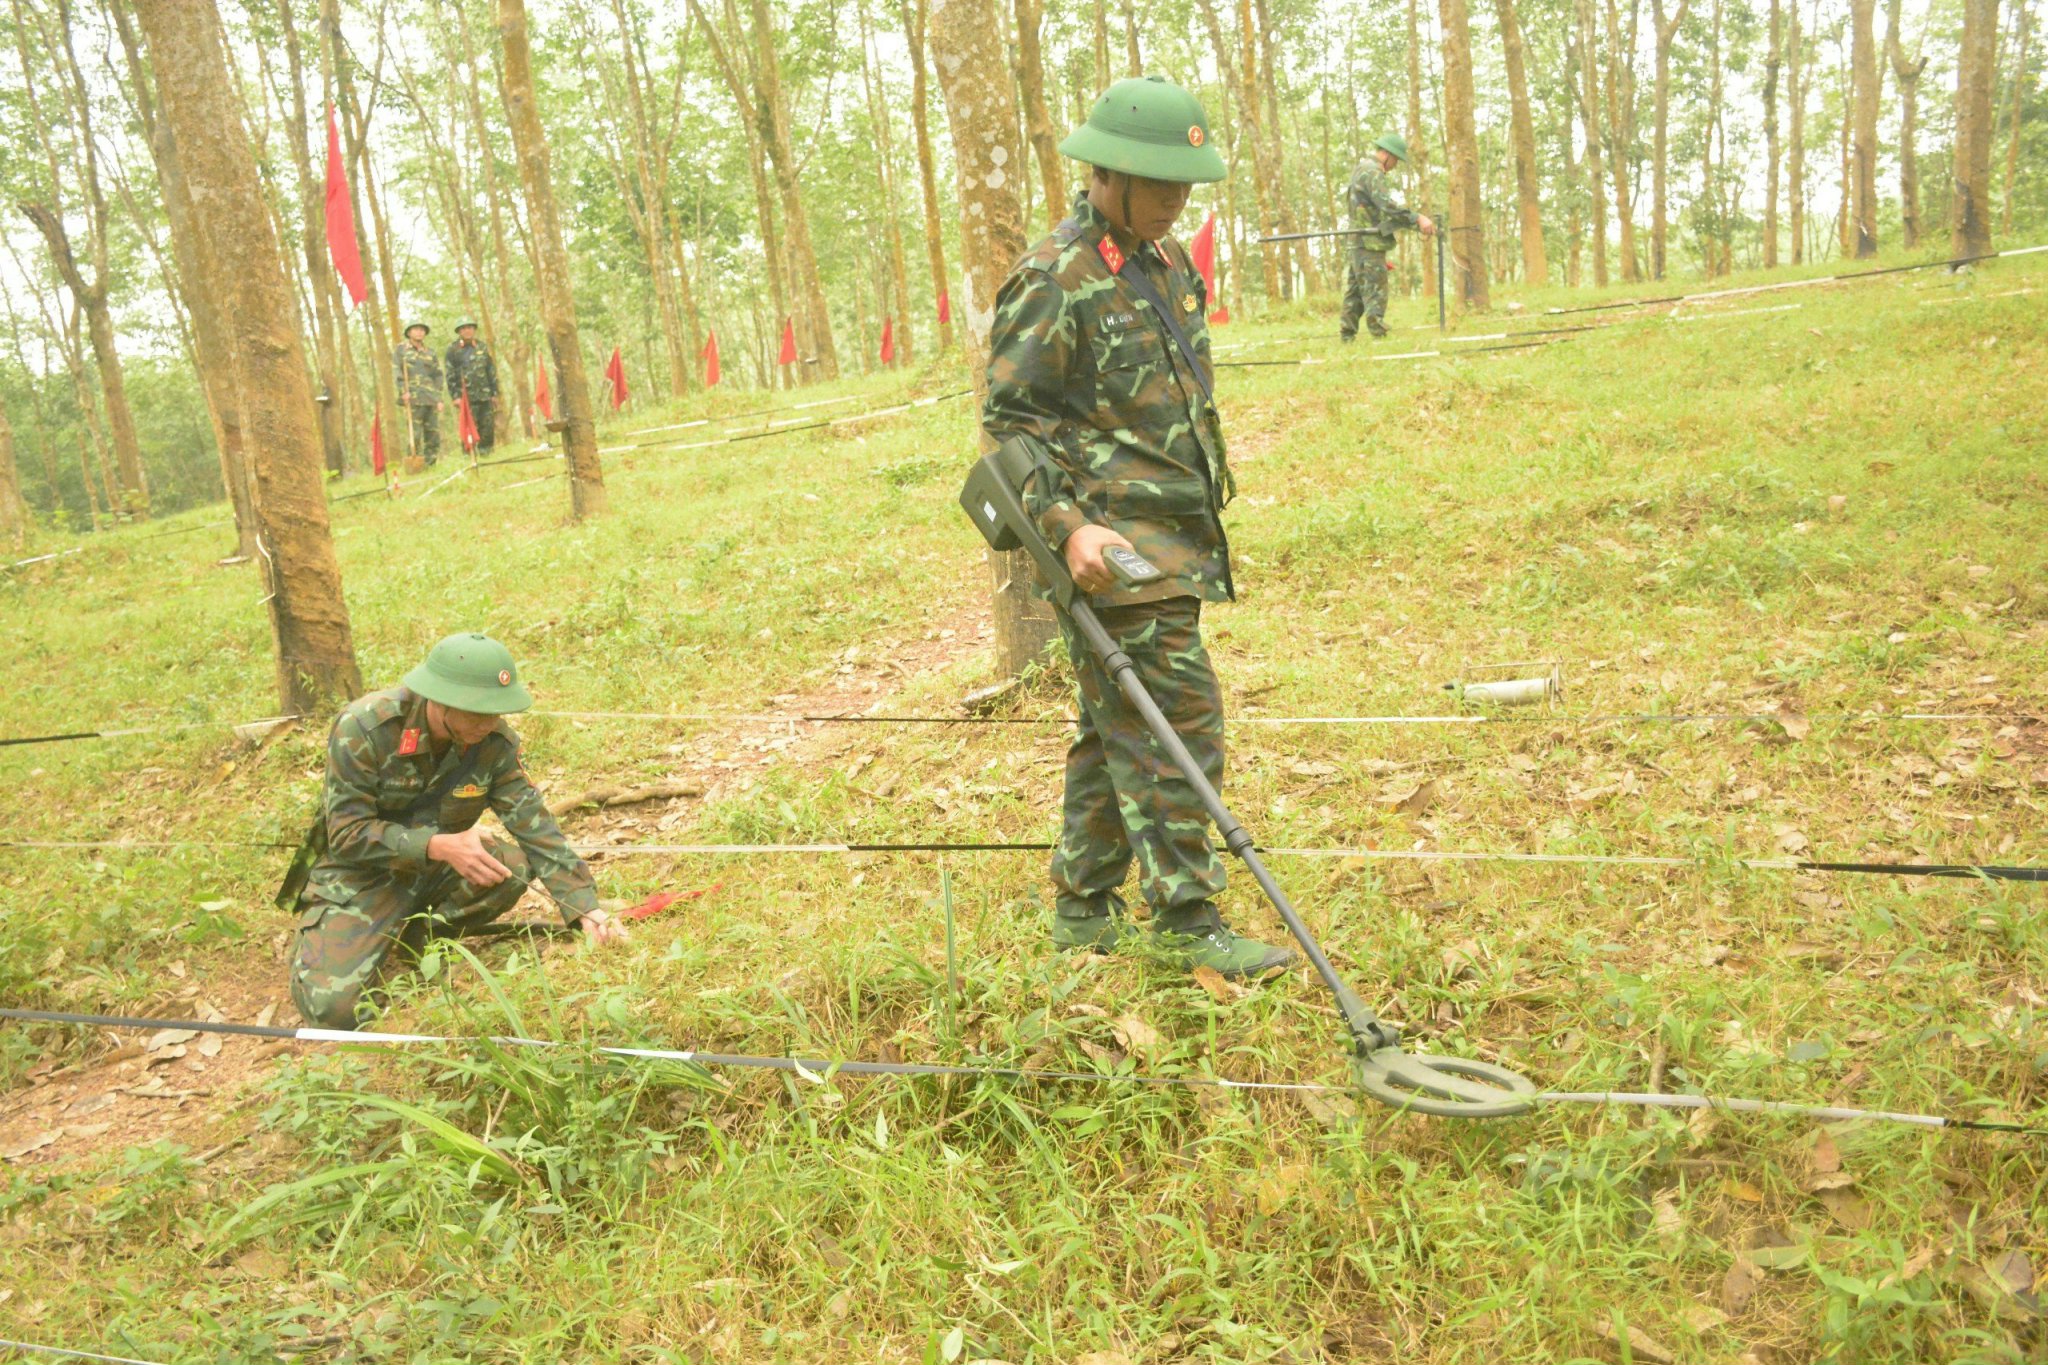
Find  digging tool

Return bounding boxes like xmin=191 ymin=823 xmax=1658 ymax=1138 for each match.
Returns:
xmin=960 ymin=441 xmax=1537 ymax=1118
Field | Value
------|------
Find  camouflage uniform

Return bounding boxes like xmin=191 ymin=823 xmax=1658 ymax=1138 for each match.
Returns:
xmin=282 ymin=686 xmax=598 ymax=1029
xmin=394 ymin=341 xmax=445 ymax=464
xmin=984 ymin=195 xmax=1234 ymax=926
xmin=444 ymin=337 xmax=499 ymax=454
xmin=1340 ymin=161 xmax=1420 ymax=340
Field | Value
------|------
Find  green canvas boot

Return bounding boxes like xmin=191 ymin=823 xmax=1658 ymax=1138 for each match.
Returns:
xmin=1051 ymin=894 xmax=1128 ymax=951
xmin=1149 ymin=904 xmax=1298 ymax=979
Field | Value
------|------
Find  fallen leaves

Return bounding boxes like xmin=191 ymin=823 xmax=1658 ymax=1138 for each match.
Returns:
xmin=1110 ymin=1014 xmax=1160 ymax=1058
xmin=1190 ymin=965 xmax=1247 ymax=1004
xmin=1591 ymin=1316 xmax=1674 ymax=1364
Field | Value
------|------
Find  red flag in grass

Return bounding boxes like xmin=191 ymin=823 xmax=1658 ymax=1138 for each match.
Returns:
xmin=534 ymin=353 xmax=552 ymax=420
xmin=619 ymin=884 xmax=723 ymax=921
xmin=702 ymin=329 xmax=721 ymax=387
xmin=879 ymin=317 xmax=895 ymax=364
xmin=777 ymin=318 xmax=797 ymax=366
xmin=604 ymin=346 xmax=628 ymax=410
xmin=370 ymin=412 xmax=385 ymax=475
xmin=456 ymin=391 xmax=481 ymax=452
xmin=937 ymin=290 xmax=950 ymax=324
xmin=323 ymin=105 xmax=369 ymax=308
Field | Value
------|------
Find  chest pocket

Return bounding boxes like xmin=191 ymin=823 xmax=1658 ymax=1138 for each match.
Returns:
xmin=435 ymin=783 xmax=491 ymax=833
xmin=1091 ymin=322 xmax=1170 ymax=418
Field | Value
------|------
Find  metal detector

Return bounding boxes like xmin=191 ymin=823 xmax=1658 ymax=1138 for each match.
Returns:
xmin=961 ymin=440 xmax=1536 ymax=1118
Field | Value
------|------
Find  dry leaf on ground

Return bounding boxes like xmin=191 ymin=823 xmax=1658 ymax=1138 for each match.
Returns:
xmin=1 ymin=1131 xmax=60 ymax=1161
xmin=1191 ymin=965 xmax=1247 ymax=1004
xmin=1111 ymin=1015 xmax=1161 ymax=1057
xmin=1721 ymin=1259 xmax=1760 ymax=1315
xmin=1590 ymin=1317 xmax=1675 ymax=1364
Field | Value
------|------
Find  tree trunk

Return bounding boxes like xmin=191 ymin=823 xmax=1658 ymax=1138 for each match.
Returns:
xmin=929 ymin=0 xmax=1055 ymax=675
xmin=498 ymin=0 xmax=606 ymax=519
xmin=134 ymin=0 xmax=359 ymax=709
xmin=1014 ymin=0 xmax=1066 ymax=230
xmin=1409 ymin=0 xmax=1437 ymax=298
xmin=1885 ymin=0 xmax=1927 ymax=248
xmin=1195 ymin=0 xmax=1280 ymax=299
xmin=1838 ymin=45 xmax=1853 ymax=259
xmin=902 ymin=0 xmax=953 ymax=353
xmin=0 ymin=394 xmax=26 ymax=547
xmin=1765 ymin=0 xmax=1782 ymax=266
xmin=1951 ymin=0 xmax=2001 ymax=257
xmin=1496 ymin=0 xmax=1548 ymax=284
xmin=1121 ymin=0 xmax=1141 ymax=74
xmin=604 ymin=0 xmax=691 ymax=398
xmin=750 ymin=0 xmax=838 ymax=383
xmin=858 ymin=0 xmax=915 ymax=364
xmin=1602 ymin=0 xmax=1641 ymax=281
xmin=1254 ymin=0 xmax=1317 ymax=294
xmin=1789 ymin=0 xmax=1806 ymax=263
xmin=452 ymin=0 xmax=534 ymax=433
xmin=1439 ymin=0 xmax=1489 ymax=307
xmin=2000 ymin=0 xmax=2029 ymax=234
xmin=322 ymin=0 xmax=401 ymax=460
xmin=1849 ymin=0 xmax=1880 ymax=256
xmin=1575 ymin=3 xmax=1610 ymax=285
xmin=1651 ymin=0 xmax=1688 ymax=279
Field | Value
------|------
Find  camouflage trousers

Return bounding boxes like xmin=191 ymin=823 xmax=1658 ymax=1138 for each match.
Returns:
xmin=1339 ymin=249 xmax=1391 ymax=339
xmin=1052 ymin=596 xmax=1227 ymax=920
xmin=408 ymin=403 xmax=442 ymax=465
xmin=288 ymin=835 xmax=529 ymax=1030
xmin=469 ymin=399 xmax=496 ymax=454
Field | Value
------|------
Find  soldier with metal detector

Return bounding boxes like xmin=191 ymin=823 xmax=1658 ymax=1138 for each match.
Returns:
xmin=1340 ymin=134 xmax=1435 ymax=342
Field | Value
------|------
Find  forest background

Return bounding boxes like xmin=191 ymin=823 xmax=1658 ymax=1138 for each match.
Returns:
xmin=0 ymin=0 xmax=2039 ymax=540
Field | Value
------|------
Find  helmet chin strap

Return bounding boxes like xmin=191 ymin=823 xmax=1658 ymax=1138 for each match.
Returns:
xmin=1119 ymin=173 xmax=1134 ymax=241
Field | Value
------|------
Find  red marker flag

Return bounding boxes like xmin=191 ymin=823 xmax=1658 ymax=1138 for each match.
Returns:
xmin=456 ymin=391 xmax=481 ymax=452
xmin=879 ymin=317 xmax=895 ymax=364
xmin=604 ymin=346 xmax=628 ymax=410
xmin=937 ymin=290 xmax=951 ymax=325
xmin=370 ymin=412 xmax=385 ymax=475
xmin=777 ymin=318 xmax=797 ymax=366
xmin=323 ymin=104 xmax=369 ymax=308
xmin=533 ymin=352 xmax=552 ymax=420
xmin=702 ymin=328 xmax=721 ymax=388
xmin=1209 ymin=303 xmax=1232 ymax=325
xmin=1189 ymin=211 xmax=1223 ymax=325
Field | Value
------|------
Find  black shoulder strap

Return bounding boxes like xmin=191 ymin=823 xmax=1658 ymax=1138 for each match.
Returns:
xmin=398 ymin=741 xmax=486 ymax=824
xmin=1113 ymin=250 xmax=1214 ymax=406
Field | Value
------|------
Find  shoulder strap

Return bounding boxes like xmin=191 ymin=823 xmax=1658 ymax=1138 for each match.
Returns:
xmin=398 ymin=741 xmax=486 ymax=825
xmin=1103 ymin=243 xmax=1214 ymax=406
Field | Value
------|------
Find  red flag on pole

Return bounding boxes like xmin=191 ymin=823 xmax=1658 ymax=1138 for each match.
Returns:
xmin=702 ymin=329 xmax=721 ymax=388
xmin=533 ymin=353 xmax=552 ymax=420
xmin=323 ymin=104 xmax=369 ymax=308
xmin=879 ymin=317 xmax=895 ymax=364
xmin=777 ymin=318 xmax=797 ymax=366
xmin=1190 ymin=212 xmax=1227 ymax=326
xmin=604 ymin=346 xmax=628 ymax=410
xmin=370 ymin=412 xmax=385 ymax=475
xmin=456 ymin=392 xmax=481 ymax=452
xmin=936 ymin=290 xmax=951 ymax=324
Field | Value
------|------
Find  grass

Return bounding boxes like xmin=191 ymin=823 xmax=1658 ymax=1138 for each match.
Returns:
xmin=0 ymin=248 xmax=2045 ymax=1362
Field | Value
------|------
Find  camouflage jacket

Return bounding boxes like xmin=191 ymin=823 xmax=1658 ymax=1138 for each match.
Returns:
xmin=983 ymin=196 xmax=1234 ymax=607
xmin=394 ymin=342 xmax=444 ymax=407
xmin=1346 ymin=162 xmax=1419 ymax=253
xmin=285 ymin=687 xmax=598 ymax=923
xmin=444 ymin=339 xmax=499 ymax=401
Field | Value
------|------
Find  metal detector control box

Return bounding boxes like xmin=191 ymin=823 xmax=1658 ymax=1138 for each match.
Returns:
xmin=959 ymin=439 xmax=1160 ymax=603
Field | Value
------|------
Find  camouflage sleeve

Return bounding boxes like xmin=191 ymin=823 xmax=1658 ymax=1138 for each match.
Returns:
xmin=323 ymin=712 xmax=436 ymax=871
xmin=982 ymin=267 xmax=1090 ymax=551
xmin=445 ymin=348 xmax=461 ymax=397
xmin=1367 ymin=175 xmax=1419 ymax=232
xmin=486 ymin=740 xmax=600 ymax=923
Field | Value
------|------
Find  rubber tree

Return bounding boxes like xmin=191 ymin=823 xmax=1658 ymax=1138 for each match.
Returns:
xmin=1950 ymin=0 xmax=2001 ymax=258
xmin=1884 ymin=0 xmax=1928 ymax=248
xmin=133 ymin=0 xmax=361 ymax=710
xmin=1439 ymin=0 xmax=1489 ymax=307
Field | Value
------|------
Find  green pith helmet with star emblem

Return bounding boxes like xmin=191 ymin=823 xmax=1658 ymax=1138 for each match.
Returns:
xmin=402 ymin=632 xmax=533 ymax=714
xmin=1373 ymin=133 xmax=1410 ymax=162
xmin=1059 ymin=75 xmax=1227 ymax=184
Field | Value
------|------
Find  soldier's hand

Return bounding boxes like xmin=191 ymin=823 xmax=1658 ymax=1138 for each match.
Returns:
xmin=578 ymin=908 xmax=630 ymax=948
xmin=427 ymin=826 xmax=512 ymax=886
xmin=1064 ymin=523 xmax=1138 ymax=596
xmin=1418 ymin=214 xmax=1436 ymax=237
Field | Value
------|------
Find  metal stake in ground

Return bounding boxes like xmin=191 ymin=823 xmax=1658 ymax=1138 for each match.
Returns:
xmin=959 ymin=443 xmax=1537 ymax=1119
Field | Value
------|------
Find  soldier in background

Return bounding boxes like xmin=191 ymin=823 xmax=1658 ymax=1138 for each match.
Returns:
xmin=1339 ymin=134 xmax=1435 ymax=342
xmin=280 ymin=632 xmax=628 ymax=1030
xmin=394 ymin=322 xmax=445 ymax=465
xmin=444 ymin=321 xmax=500 ymax=455
xmin=981 ymin=76 xmax=1296 ymax=980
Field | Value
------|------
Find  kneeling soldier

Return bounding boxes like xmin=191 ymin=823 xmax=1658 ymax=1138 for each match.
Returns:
xmin=983 ymin=76 xmax=1296 ymax=979
xmin=281 ymin=633 xmax=626 ymax=1029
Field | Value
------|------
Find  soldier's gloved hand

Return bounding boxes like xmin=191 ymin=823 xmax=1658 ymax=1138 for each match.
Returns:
xmin=1064 ymin=524 xmax=1139 ymax=596
xmin=1418 ymin=214 xmax=1436 ymax=236
xmin=578 ymin=908 xmax=630 ymax=948
xmin=427 ymin=826 xmax=513 ymax=886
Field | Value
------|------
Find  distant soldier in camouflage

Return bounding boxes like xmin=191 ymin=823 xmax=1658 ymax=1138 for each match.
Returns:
xmin=982 ymin=75 xmax=1296 ymax=979
xmin=1339 ymin=134 xmax=1435 ymax=341
xmin=280 ymin=633 xmax=628 ymax=1030
xmin=444 ymin=322 xmax=499 ymax=455
xmin=394 ymin=322 xmax=445 ymax=465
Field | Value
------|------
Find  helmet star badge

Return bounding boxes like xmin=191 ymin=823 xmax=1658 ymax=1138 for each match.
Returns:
xmin=1187 ymin=125 xmax=1205 ymax=147
xmin=498 ymin=669 xmax=512 ymax=685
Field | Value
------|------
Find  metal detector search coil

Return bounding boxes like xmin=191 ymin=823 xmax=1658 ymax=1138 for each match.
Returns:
xmin=959 ymin=440 xmax=1537 ymax=1118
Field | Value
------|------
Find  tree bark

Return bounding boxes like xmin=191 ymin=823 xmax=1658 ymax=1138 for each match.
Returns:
xmin=1951 ymin=0 xmax=2001 ymax=257
xmin=1849 ymin=0 xmax=1880 ymax=256
xmin=1574 ymin=3 xmax=1610 ymax=286
xmin=134 ymin=0 xmax=360 ymax=709
xmin=929 ymin=0 xmax=1055 ymax=674
xmin=1495 ymin=0 xmax=1548 ymax=284
xmin=901 ymin=0 xmax=954 ymax=353
xmin=2000 ymin=0 xmax=2029 ymax=234
xmin=1788 ymin=0 xmax=1806 ymax=263
xmin=1838 ymin=44 xmax=1854 ymax=259
xmin=1602 ymin=0 xmax=1642 ymax=281
xmin=1885 ymin=0 xmax=1927 ymax=248
xmin=1439 ymin=0 xmax=1489 ymax=307
xmin=693 ymin=0 xmax=792 ymax=387
xmin=858 ymin=0 xmax=915 ymax=364
xmin=1195 ymin=0 xmax=1281 ymax=298
xmin=602 ymin=0 xmax=691 ymax=397
xmin=452 ymin=0 xmax=534 ymax=433
xmin=0 ymin=394 xmax=26 ymax=547
xmin=1014 ymin=0 xmax=1066 ymax=230
xmin=1651 ymin=0 xmax=1688 ymax=279
xmin=1121 ymin=0 xmax=1141 ymax=74
xmin=1408 ymin=0 xmax=1437 ymax=298
xmin=1254 ymin=0 xmax=1316 ymax=293
xmin=498 ymin=0 xmax=607 ymax=518
xmin=749 ymin=0 xmax=838 ymax=383
xmin=321 ymin=0 xmax=401 ymax=459
xmin=1765 ymin=0 xmax=1783 ymax=266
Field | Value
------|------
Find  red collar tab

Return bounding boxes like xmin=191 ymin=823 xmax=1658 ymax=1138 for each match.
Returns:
xmin=1096 ymin=235 xmax=1126 ymax=275
xmin=398 ymin=728 xmax=422 ymax=756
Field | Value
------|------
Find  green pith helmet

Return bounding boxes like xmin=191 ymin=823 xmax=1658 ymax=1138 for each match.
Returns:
xmin=1373 ymin=133 xmax=1409 ymax=162
xmin=405 ymin=322 xmax=430 ymax=338
xmin=1059 ymin=76 xmax=1226 ymax=184
xmin=402 ymin=632 xmax=533 ymax=714
xmin=455 ymin=321 xmax=479 ymax=332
